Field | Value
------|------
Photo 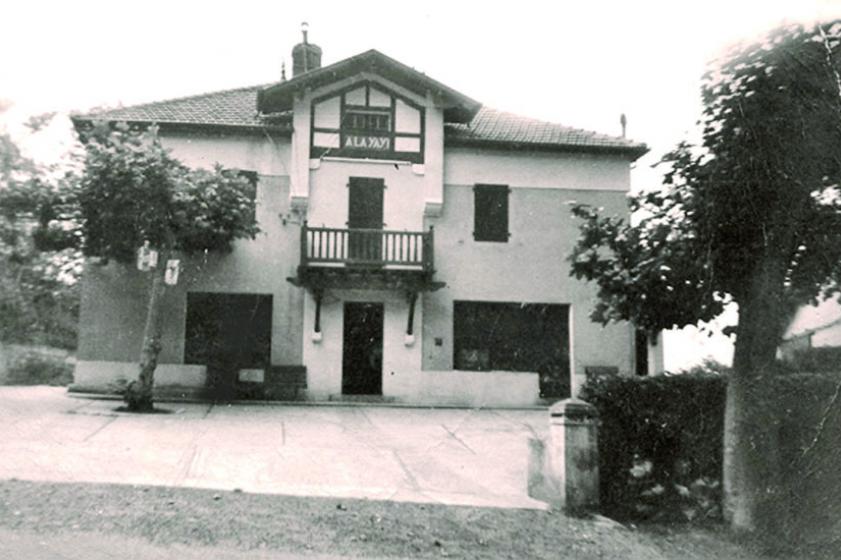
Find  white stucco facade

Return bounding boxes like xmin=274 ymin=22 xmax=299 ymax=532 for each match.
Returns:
xmin=73 ymin=48 xmax=652 ymax=406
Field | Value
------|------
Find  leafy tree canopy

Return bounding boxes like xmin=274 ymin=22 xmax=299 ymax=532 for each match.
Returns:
xmin=76 ymin=122 xmax=260 ymax=262
xmin=570 ymin=21 xmax=841 ymax=337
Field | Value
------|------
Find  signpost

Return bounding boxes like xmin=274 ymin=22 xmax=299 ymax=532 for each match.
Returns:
xmin=136 ymin=242 xmax=158 ymax=271
xmin=164 ymin=259 xmax=180 ymax=286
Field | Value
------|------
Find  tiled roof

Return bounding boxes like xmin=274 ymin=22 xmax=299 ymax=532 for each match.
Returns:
xmin=72 ymin=84 xmax=288 ymax=131
xmin=445 ymin=107 xmax=647 ymax=156
xmin=73 ymin=86 xmax=646 ymax=157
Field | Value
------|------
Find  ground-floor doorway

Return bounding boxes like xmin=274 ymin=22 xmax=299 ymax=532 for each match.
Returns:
xmin=342 ymin=302 xmax=384 ymax=395
xmin=184 ymin=292 xmax=273 ymax=401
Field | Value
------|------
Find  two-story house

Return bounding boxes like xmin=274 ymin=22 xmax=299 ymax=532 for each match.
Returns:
xmin=70 ymin=33 xmax=653 ymax=407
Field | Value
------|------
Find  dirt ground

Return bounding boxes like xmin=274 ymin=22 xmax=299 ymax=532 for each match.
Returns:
xmin=0 ymin=480 xmax=829 ymax=560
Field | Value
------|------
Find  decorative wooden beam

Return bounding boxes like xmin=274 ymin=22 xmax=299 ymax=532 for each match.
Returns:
xmin=313 ymin=288 xmax=323 ymax=334
xmin=406 ymin=291 xmax=418 ymax=335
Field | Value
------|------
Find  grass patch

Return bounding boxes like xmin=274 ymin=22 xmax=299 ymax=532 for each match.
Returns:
xmin=0 ymin=480 xmax=663 ymax=559
xmin=1 ymin=480 xmax=834 ymax=559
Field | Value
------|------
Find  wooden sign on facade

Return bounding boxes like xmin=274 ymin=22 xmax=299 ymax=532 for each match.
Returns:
xmin=344 ymin=134 xmax=391 ymax=150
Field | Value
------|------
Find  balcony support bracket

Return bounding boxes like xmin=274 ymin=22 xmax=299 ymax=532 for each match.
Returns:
xmin=313 ymin=288 xmax=323 ymax=334
xmin=406 ymin=290 xmax=418 ymax=336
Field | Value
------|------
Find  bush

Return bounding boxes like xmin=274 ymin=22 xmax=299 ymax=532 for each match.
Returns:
xmin=5 ymin=352 xmax=74 ymax=386
xmin=580 ymin=371 xmax=727 ymax=522
xmin=783 ymin=346 xmax=841 ymax=373
xmin=763 ymin=372 xmax=841 ymax=551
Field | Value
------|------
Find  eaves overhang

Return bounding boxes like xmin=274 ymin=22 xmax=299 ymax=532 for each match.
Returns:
xmin=444 ymin=136 xmax=650 ymax=161
xmin=70 ymin=116 xmax=293 ymax=138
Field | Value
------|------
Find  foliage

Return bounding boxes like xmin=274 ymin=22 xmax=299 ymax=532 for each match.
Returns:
xmin=4 ymin=351 xmax=74 ymax=386
xmin=761 ymin=373 xmax=841 ymax=551
xmin=568 ymin=19 xmax=841 ymax=533
xmin=579 ymin=373 xmax=727 ymax=522
xmin=0 ymin=248 xmax=81 ymax=349
xmin=0 ymin=112 xmax=82 ymax=349
xmin=782 ymin=346 xmax=841 ymax=373
xmin=569 ymin=21 xmax=841 ymax=335
xmin=76 ymin=123 xmax=259 ymax=263
xmin=581 ymin=366 xmax=841 ymax=543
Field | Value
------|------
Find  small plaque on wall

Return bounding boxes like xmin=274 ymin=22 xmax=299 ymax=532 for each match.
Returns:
xmin=238 ymin=368 xmax=265 ymax=383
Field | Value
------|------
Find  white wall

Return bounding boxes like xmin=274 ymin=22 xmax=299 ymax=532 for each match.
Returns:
xmin=444 ymin=147 xmax=631 ymax=191
xmin=307 ymin=159 xmax=427 ymax=231
xmin=161 ymin=132 xmax=291 ymax=175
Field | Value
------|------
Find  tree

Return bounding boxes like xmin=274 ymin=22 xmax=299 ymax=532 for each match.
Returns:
xmin=75 ymin=123 xmax=259 ymax=411
xmin=0 ymin=108 xmax=81 ymax=349
xmin=568 ymin=21 xmax=841 ymax=533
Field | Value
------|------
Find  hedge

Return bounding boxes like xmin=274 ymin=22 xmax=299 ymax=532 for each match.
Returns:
xmin=579 ymin=372 xmax=727 ymax=522
xmin=764 ymin=373 xmax=841 ymax=551
xmin=580 ymin=368 xmax=841 ymax=550
xmin=783 ymin=346 xmax=841 ymax=373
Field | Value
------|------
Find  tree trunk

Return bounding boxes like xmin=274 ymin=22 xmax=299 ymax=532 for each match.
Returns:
xmin=124 ymin=253 xmax=169 ymax=412
xmin=724 ymin=258 xmax=788 ymax=535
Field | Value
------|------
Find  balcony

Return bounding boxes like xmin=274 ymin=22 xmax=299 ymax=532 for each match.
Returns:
xmin=288 ymin=223 xmax=443 ymax=293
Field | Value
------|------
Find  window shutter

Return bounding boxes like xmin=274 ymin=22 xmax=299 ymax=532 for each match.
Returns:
xmin=473 ymin=184 xmax=509 ymax=242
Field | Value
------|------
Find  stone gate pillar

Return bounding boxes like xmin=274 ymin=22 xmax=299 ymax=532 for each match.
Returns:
xmin=547 ymin=398 xmax=600 ymax=512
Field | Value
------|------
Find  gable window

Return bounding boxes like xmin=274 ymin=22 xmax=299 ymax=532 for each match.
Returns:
xmin=310 ymin=81 xmax=424 ymax=163
xmin=473 ymin=184 xmax=509 ymax=242
xmin=345 ymin=110 xmax=391 ymax=132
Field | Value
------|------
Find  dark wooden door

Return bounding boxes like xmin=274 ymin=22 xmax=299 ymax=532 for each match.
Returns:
xmin=184 ymin=293 xmax=272 ymax=401
xmin=342 ymin=302 xmax=384 ymax=395
xmin=348 ymin=177 xmax=384 ymax=263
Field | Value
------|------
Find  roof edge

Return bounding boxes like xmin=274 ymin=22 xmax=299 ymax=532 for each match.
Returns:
xmin=257 ymin=49 xmax=481 ymax=123
xmin=444 ymin=136 xmax=649 ymax=160
xmin=70 ymin=116 xmax=293 ymax=137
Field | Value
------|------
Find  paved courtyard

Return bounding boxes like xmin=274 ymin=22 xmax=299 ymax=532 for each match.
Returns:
xmin=0 ymin=387 xmax=549 ymax=509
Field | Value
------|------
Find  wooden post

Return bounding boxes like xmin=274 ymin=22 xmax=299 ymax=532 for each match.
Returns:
xmin=313 ymin=288 xmax=322 ymax=333
xmin=300 ymin=221 xmax=309 ymax=267
xmin=424 ymin=226 xmax=435 ymax=273
xmin=406 ymin=291 xmax=418 ymax=335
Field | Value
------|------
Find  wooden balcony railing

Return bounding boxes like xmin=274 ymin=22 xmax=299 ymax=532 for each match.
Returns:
xmin=300 ymin=222 xmax=434 ymax=272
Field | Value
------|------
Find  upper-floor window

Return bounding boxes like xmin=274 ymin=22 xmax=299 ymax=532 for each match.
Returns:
xmin=345 ymin=109 xmax=391 ymax=132
xmin=473 ymin=184 xmax=510 ymax=242
xmin=310 ymin=81 xmax=424 ymax=163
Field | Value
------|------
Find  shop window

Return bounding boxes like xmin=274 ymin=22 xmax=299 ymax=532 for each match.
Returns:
xmin=453 ymin=301 xmax=570 ymax=398
xmin=473 ymin=185 xmax=509 ymax=242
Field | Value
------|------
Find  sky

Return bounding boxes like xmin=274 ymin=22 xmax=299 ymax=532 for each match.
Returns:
xmin=4 ymin=0 xmax=841 ymax=369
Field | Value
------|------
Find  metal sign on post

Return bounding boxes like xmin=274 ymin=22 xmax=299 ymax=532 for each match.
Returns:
xmin=136 ymin=242 xmax=159 ymax=271
xmin=164 ymin=259 xmax=180 ymax=286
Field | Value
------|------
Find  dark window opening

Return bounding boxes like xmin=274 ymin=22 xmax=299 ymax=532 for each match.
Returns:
xmin=473 ymin=184 xmax=509 ymax=242
xmin=184 ymin=292 xmax=272 ymax=370
xmin=453 ymin=301 xmax=570 ymax=398
xmin=635 ymin=329 xmax=649 ymax=376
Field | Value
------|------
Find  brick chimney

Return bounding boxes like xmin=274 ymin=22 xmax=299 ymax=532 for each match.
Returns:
xmin=292 ymin=22 xmax=322 ymax=77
